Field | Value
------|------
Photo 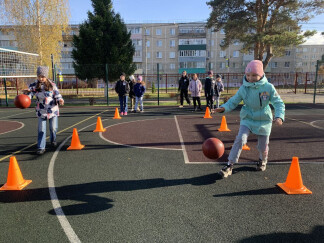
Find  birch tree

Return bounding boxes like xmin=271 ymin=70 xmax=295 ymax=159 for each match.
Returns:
xmin=0 ymin=0 xmax=70 ymax=72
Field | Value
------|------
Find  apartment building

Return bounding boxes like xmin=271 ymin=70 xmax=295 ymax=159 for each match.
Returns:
xmin=1 ymin=23 xmax=323 ymax=77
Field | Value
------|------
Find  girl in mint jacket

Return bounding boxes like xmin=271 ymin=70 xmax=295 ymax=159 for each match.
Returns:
xmin=215 ymin=60 xmax=285 ymax=178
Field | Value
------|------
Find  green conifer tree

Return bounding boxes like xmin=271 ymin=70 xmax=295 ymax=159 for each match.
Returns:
xmin=72 ymin=0 xmax=135 ymax=82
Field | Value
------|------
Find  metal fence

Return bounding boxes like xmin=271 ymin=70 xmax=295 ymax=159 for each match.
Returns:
xmin=1 ymin=72 xmax=324 ymax=102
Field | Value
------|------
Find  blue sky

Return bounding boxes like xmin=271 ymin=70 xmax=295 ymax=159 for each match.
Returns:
xmin=69 ymin=0 xmax=324 ymax=31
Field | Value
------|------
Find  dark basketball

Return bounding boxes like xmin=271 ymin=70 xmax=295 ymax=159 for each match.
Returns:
xmin=14 ymin=94 xmax=31 ymax=109
xmin=202 ymin=137 xmax=225 ymax=160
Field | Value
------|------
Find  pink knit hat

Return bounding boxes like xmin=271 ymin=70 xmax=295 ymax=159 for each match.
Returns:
xmin=245 ymin=60 xmax=264 ymax=77
xmin=137 ymin=75 xmax=143 ymax=81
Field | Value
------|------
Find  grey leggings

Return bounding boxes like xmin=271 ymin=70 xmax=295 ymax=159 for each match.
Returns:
xmin=228 ymin=125 xmax=269 ymax=164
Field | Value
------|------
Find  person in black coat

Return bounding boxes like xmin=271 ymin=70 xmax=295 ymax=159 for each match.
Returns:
xmin=204 ymin=70 xmax=215 ymax=111
xmin=115 ymin=72 xmax=130 ymax=115
xmin=178 ymin=70 xmax=191 ymax=107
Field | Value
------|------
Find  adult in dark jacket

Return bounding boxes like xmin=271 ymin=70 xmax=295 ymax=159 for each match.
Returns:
xmin=204 ymin=70 xmax=215 ymax=110
xmin=178 ymin=70 xmax=191 ymax=107
xmin=115 ymin=73 xmax=130 ymax=115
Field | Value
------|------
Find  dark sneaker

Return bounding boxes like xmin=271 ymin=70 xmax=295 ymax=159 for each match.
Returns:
xmin=256 ymin=159 xmax=267 ymax=171
xmin=37 ymin=149 xmax=45 ymax=155
xmin=51 ymin=142 xmax=57 ymax=148
xmin=219 ymin=164 xmax=233 ymax=178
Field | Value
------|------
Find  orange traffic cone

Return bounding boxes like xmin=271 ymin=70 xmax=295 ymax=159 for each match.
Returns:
xmin=113 ymin=108 xmax=121 ymax=119
xmin=0 ymin=156 xmax=32 ymax=190
xmin=242 ymin=144 xmax=250 ymax=150
xmin=67 ymin=128 xmax=85 ymax=150
xmin=93 ymin=116 xmax=106 ymax=132
xmin=277 ymin=157 xmax=312 ymax=194
xmin=218 ymin=116 xmax=231 ymax=131
xmin=203 ymin=107 xmax=212 ymax=119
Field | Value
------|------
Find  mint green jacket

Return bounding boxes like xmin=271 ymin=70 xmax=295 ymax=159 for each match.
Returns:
xmin=221 ymin=75 xmax=285 ymax=136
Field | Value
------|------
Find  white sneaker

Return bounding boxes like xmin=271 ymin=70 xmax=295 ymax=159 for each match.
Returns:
xmin=219 ymin=164 xmax=233 ymax=178
xmin=256 ymin=159 xmax=267 ymax=171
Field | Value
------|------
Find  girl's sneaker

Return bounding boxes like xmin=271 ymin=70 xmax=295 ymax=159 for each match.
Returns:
xmin=219 ymin=164 xmax=233 ymax=178
xmin=256 ymin=159 xmax=267 ymax=171
xmin=120 ymin=112 xmax=124 ymax=116
xmin=124 ymin=112 xmax=127 ymax=115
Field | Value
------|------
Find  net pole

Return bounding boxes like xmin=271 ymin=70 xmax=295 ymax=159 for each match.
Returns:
xmin=3 ymin=78 xmax=8 ymax=107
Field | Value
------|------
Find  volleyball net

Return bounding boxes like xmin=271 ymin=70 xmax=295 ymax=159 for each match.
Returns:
xmin=0 ymin=48 xmax=39 ymax=78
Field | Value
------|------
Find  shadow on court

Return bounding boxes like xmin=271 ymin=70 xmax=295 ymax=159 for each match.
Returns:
xmin=0 ymin=172 xmax=224 ymax=215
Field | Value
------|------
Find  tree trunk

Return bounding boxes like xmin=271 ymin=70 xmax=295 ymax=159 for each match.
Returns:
xmin=263 ymin=45 xmax=273 ymax=70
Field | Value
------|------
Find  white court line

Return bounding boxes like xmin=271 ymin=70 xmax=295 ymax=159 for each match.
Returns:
xmin=0 ymin=120 xmax=24 ymax=135
xmin=99 ymin=118 xmax=182 ymax=151
xmin=174 ymin=115 xmax=190 ymax=163
xmin=0 ymin=110 xmax=34 ymax=119
xmin=48 ymin=121 xmax=98 ymax=243
xmin=287 ymin=117 xmax=324 ymax=131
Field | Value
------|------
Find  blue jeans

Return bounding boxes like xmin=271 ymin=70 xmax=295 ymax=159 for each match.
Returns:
xmin=228 ymin=125 xmax=269 ymax=164
xmin=37 ymin=116 xmax=58 ymax=149
xmin=135 ymin=96 xmax=144 ymax=111
xmin=119 ymin=95 xmax=128 ymax=113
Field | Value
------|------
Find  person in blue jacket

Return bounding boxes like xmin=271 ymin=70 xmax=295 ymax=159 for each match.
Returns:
xmin=215 ymin=60 xmax=285 ymax=178
xmin=134 ymin=75 xmax=146 ymax=112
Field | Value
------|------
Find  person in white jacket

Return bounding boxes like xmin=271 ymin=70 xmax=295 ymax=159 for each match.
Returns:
xmin=188 ymin=73 xmax=203 ymax=111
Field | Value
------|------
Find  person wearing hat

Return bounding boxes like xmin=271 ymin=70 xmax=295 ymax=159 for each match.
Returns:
xmin=23 ymin=66 xmax=64 ymax=155
xmin=133 ymin=75 xmax=146 ymax=112
xmin=215 ymin=60 xmax=285 ymax=178
xmin=115 ymin=72 xmax=130 ymax=115
xmin=214 ymin=74 xmax=224 ymax=108
xmin=204 ymin=70 xmax=215 ymax=111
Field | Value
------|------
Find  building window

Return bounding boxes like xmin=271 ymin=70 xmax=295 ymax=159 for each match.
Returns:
xmin=156 ymin=29 xmax=162 ymax=35
xmin=169 ymin=52 xmax=175 ymax=58
xmin=220 ymin=62 xmax=226 ymax=69
xmin=146 ymin=40 xmax=150 ymax=47
xmin=233 ymin=51 xmax=239 ymax=57
xmin=170 ymin=63 xmax=175 ymax=70
xmin=156 ymin=40 xmax=162 ymax=47
xmin=146 ymin=52 xmax=150 ymax=58
xmin=134 ymin=51 xmax=141 ymax=57
xmin=170 ymin=28 xmax=175 ymax=35
xmin=220 ymin=51 xmax=226 ymax=58
xmin=284 ymin=62 xmax=290 ymax=67
xmin=272 ymin=62 xmax=278 ymax=68
xmin=156 ymin=52 xmax=162 ymax=58
xmin=145 ymin=28 xmax=150 ymax=35
xmin=285 ymin=51 xmax=291 ymax=56
xmin=136 ymin=63 xmax=142 ymax=69
xmin=170 ymin=40 xmax=175 ymax=47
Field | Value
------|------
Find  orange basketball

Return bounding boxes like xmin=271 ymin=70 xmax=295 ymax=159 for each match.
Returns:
xmin=14 ymin=94 xmax=31 ymax=109
xmin=202 ymin=137 xmax=225 ymax=160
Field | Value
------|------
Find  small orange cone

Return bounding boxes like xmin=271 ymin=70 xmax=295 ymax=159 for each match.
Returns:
xmin=0 ymin=156 xmax=32 ymax=190
xmin=218 ymin=116 xmax=231 ymax=131
xmin=203 ymin=107 xmax=212 ymax=118
xmin=277 ymin=157 xmax=312 ymax=194
xmin=93 ymin=116 xmax=106 ymax=132
xmin=242 ymin=144 xmax=250 ymax=150
xmin=113 ymin=108 xmax=121 ymax=119
xmin=67 ymin=128 xmax=85 ymax=150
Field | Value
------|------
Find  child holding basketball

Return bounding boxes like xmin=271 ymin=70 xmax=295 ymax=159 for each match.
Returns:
xmin=214 ymin=60 xmax=285 ymax=178
xmin=24 ymin=66 xmax=64 ymax=155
